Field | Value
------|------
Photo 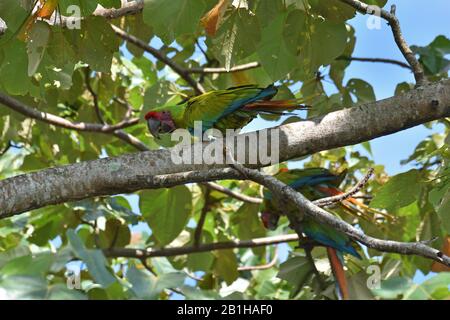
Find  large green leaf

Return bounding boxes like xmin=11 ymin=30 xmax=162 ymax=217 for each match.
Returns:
xmin=257 ymin=13 xmax=297 ymax=80
xmin=370 ymin=170 xmax=423 ymax=212
xmin=67 ymin=229 xmax=116 ymax=287
xmin=0 ymin=275 xmax=48 ymax=299
xmin=139 ymin=186 xmax=192 ymax=245
xmin=403 ymin=273 xmax=450 ymax=300
xmin=143 ymin=0 xmax=206 ymax=43
xmin=213 ymin=249 xmax=239 ymax=285
xmin=277 ymin=256 xmax=313 ymax=287
xmin=78 ymin=17 xmax=120 ymax=72
xmin=27 ymin=21 xmax=51 ymax=76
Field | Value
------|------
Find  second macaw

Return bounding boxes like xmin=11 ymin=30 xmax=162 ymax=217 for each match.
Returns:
xmin=144 ymin=84 xmax=309 ymax=138
xmin=261 ymin=168 xmax=363 ymax=300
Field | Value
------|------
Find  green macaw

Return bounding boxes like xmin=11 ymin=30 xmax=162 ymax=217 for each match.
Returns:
xmin=144 ymin=84 xmax=309 ymax=138
xmin=261 ymin=167 xmax=363 ymax=300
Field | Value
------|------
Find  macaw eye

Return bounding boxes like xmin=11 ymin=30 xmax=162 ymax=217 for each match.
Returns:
xmin=160 ymin=122 xmax=173 ymax=133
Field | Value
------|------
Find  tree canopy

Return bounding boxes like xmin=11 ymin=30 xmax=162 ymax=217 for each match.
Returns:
xmin=0 ymin=0 xmax=449 ymax=300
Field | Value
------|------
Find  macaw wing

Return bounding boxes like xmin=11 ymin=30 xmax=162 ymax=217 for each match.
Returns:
xmin=302 ymin=219 xmax=361 ymax=258
xmin=275 ymin=168 xmax=343 ymax=190
xmin=184 ymin=84 xmax=277 ymax=131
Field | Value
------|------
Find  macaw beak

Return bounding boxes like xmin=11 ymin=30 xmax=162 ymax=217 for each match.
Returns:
xmin=147 ymin=118 xmax=161 ymax=139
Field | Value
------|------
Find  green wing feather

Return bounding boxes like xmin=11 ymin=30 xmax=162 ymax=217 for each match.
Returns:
xmin=184 ymin=85 xmax=276 ymax=132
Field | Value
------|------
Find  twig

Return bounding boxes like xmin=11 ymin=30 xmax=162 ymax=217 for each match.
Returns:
xmin=224 ymin=152 xmax=450 ymax=267
xmin=84 ymin=67 xmax=105 ymax=124
xmin=104 ymin=234 xmax=300 ymax=259
xmin=189 ymin=62 xmax=261 ymax=74
xmin=238 ymin=246 xmax=279 ymax=271
xmin=0 ymin=92 xmax=139 ymax=133
xmin=313 ymin=168 xmax=374 ymax=207
xmin=201 ymin=182 xmax=263 ymax=204
xmin=337 ymin=56 xmax=412 ymax=70
xmin=193 ymin=188 xmax=210 ymax=247
xmin=339 ymin=0 xmax=426 ymax=86
xmin=111 ymin=25 xmax=205 ymax=95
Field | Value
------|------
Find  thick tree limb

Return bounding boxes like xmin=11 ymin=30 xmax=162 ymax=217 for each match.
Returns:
xmin=0 ymin=80 xmax=449 ymax=217
xmin=339 ymin=0 xmax=426 ymax=85
xmin=104 ymin=234 xmax=299 ymax=259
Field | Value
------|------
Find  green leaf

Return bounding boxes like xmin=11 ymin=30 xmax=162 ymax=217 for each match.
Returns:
xmin=98 ymin=219 xmax=131 ymax=248
xmin=277 ymin=256 xmax=313 ymax=287
xmin=362 ymin=0 xmax=388 ymax=6
xmin=127 ymin=265 xmax=158 ymax=299
xmin=309 ymin=19 xmax=348 ymax=68
xmin=347 ymin=272 xmax=376 ymax=300
xmin=372 ymin=276 xmax=413 ymax=299
xmin=47 ymin=284 xmax=87 ymax=300
xmin=346 ymin=78 xmax=376 ymax=103
xmin=370 ymin=170 xmax=423 ymax=212
xmin=412 ymin=35 xmax=450 ymax=75
xmin=0 ymin=40 xmax=31 ymax=95
xmin=78 ymin=17 xmax=120 ymax=72
xmin=143 ymin=0 xmax=206 ymax=43
xmin=309 ymin=0 xmax=356 ymax=22
xmin=27 ymin=21 xmax=51 ymax=76
xmin=257 ymin=13 xmax=297 ymax=80
xmin=0 ymin=252 xmax=53 ymax=277
xmin=97 ymin=0 xmax=122 ymax=9
xmin=434 ymin=190 xmax=450 ymax=233
xmin=67 ymin=229 xmax=116 ymax=287
xmin=211 ymin=9 xmax=261 ymax=70
xmin=139 ymin=186 xmax=192 ymax=245
xmin=59 ymin=0 xmax=99 ymax=16
xmin=231 ymin=202 xmax=265 ymax=255
xmin=403 ymin=273 xmax=450 ymax=300
xmin=213 ymin=249 xmax=238 ymax=285
xmin=0 ymin=275 xmax=48 ymax=299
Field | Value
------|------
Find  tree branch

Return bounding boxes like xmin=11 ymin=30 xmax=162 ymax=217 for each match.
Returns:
xmin=104 ymin=234 xmax=299 ymax=259
xmin=111 ymin=24 xmax=205 ymax=95
xmin=339 ymin=0 xmax=426 ymax=85
xmin=337 ymin=56 xmax=412 ymax=70
xmin=200 ymin=182 xmax=263 ymax=204
xmin=0 ymin=92 xmax=139 ymax=133
xmin=0 ymin=79 xmax=449 ymax=217
xmin=194 ymin=188 xmax=210 ymax=247
xmin=188 ymin=62 xmax=261 ymax=74
xmin=93 ymin=1 xmax=144 ymax=19
xmin=237 ymin=247 xmax=279 ymax=271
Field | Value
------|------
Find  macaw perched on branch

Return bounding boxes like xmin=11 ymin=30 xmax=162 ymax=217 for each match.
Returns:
xmin=144 ymin=84 xmax=309 ymax=139
xmin=261 ymin=167 xmax=363 ymax=300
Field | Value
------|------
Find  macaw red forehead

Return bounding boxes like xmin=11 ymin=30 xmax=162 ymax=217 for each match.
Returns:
xmin=279 ymin=168 xmax=289 ymax=173
xmin=144 ymin=111 xmax=161 ymax=120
